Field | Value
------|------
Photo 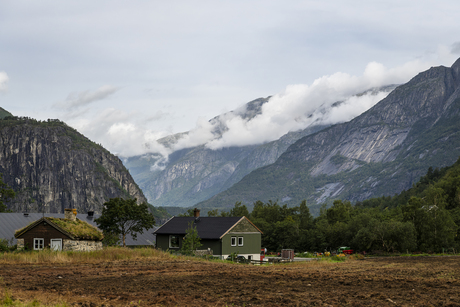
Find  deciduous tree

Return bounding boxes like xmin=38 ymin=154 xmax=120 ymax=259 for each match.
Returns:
xmin=95 ymin=198 xmax=155 ymax=247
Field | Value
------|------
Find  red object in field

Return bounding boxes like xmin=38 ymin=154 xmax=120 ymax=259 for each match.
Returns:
xmin=260 ymin=248 xmax=266 ymax=261
xmin=343 ymin=249 xmax=354 ymax=255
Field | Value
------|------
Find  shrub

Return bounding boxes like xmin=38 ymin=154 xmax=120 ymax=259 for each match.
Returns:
xmin=330 ymin=255 xmax=346 ymax=262
xmin=0 ymin=239 xmax=16 ymax=252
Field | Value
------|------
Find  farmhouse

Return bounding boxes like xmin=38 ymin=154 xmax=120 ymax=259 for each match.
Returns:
xmin=154 ymin=209 xmax=262 ymax=260
xmin=1 ymin=211 xmax=156 ymax=248
xmin=14 ymin=209 xmax=103 ymax=251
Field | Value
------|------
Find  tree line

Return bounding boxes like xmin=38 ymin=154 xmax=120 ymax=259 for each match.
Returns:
xmin=193 ymin=157 xmax=460 ymax=254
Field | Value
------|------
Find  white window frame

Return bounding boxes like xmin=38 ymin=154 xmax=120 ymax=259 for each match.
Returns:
xmin=231 ymin=236 xmax=237 ymax=246
xmin=33 ymin=238 xmax=44 ymax=250
xmin=169 ymin=235 xmax=180 ymax=248
xmin=238 ymin=237 xmax=244 ymax=246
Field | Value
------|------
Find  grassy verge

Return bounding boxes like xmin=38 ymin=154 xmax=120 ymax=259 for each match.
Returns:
xmin=0 ymin=247 xmax=175 ymax=264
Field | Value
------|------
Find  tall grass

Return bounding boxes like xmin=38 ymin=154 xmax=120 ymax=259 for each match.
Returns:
xmin=0 ymin=247 xmax=173 ymax=264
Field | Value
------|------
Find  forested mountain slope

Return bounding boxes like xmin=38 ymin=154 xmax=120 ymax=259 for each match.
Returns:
xmin=198 ymin=58 xmax=460 ymax=211
xmin=0 ymin=107 xmax=12 ymax=119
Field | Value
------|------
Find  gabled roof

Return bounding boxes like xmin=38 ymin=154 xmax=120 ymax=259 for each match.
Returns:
xmin=14 ymin=217 xmax=103 ymax=240
xmin=153 ymin=216 xmax=262 ymax=239
xmin=0 ymin=213 xmax=156 ymax=246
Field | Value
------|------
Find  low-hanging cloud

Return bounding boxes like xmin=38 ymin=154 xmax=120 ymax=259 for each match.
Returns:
xmin=57 ymin=56 xmax=455 ymax=167
xmin=67 ymin=108 xmax=170 ymax=158
xmin=0 ymin=71 xmax=8 ymax=92
xmin=172 ymin=59 xmax=429 ymax=151
xmin=55 ymin=85 xmax=119 ymax=109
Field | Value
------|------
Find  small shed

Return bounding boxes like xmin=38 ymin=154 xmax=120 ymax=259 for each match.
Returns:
xmin=14 ymin=209 xmax=103 ymax=251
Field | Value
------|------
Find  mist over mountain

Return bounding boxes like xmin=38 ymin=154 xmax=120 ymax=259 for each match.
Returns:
xmin=124 ymin=86 xmax=395 ymax=208
xmin=197 ymin=58 xmax=460 ymax=213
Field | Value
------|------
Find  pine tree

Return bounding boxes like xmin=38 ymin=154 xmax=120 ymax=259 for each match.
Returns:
xmin=180 ymin=222 xmax=202 ymax=255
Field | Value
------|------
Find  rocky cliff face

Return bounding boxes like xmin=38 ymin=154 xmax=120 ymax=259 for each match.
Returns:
xmin=198 ymin=58 xmax=460 ymax=211
xmin=0 ymin=118 xmax=147 ymax=213
xmin=124 ymin=97 xmax=329 ymax=208
xmin=125 ymin=87 xmax=393 ymax=208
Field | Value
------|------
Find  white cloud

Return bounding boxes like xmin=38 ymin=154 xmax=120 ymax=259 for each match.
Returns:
xmin=202 ymin=60 xmax=425 ymax=150
xmin=66 ymin=108 xmax=170 ymax=158
xmin=55 ymin=85 xmax=119 ymax=109
xmin=320 ymin=91 xmax=390 ymax=125
xmin=53 ymin=49 xmax=460 ymax=163
xmin=0 ymin=72 xmax=8 ymax=92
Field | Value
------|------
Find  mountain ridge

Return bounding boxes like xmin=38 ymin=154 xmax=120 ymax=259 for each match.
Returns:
xmin=196 ymin=58 xmax=460 ymax=212
xmin=124 ymin=86 xmax=394 ymax=208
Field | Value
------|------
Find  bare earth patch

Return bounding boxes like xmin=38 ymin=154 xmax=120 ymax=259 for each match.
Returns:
xmin=1 ymin=256 xmax=459 ymax=306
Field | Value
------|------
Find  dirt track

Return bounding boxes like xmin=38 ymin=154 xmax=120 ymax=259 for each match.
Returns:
xmin=1 ymin=256 xmax=460 ymax=306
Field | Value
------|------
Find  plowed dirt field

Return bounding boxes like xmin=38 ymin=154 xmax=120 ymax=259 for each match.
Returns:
xmin=1 ymin=256 xmax=459 ymax=306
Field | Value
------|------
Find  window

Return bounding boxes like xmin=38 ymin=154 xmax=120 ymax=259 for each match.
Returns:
xmin=34 ymin=238 xmax=44 ymax=250
xmin=169 ymin=235 xmax=180 ymax=248
xmin=238 ymin=237 xmax=244 ymax=246
xmin=231 ymin=236 xmax=237 ymax=246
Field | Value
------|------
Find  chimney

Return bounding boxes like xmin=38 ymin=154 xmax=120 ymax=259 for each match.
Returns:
xmin=193 ymin=208 xmax=200 ymax=218
xmin=64 ymin=208 xmax=77 ymax=221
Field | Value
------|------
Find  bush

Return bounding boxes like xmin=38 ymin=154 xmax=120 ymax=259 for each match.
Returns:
xmin=330 ymin=255 xmax=346 ymax=262
xmin=0 ymin=239 xmax=16 ymax=252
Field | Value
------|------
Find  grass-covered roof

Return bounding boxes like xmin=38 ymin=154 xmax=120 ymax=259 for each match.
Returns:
xmin=15 ymin=217 xmax=103 ymax=241
xmin=47 ymin=217 xmax=103 ymax=240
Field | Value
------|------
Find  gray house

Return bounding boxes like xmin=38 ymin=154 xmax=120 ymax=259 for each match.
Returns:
xmin=154 ymin=209 xmax=262 ymax=260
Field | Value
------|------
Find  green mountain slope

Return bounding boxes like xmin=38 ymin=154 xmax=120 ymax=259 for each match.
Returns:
xmin=0 ymin=107 xmax=12 ymax=119
xmin=125 ymin=87 xmax=394 ymax=208
xmin=197 ymin=58 xmax=460 ymax=212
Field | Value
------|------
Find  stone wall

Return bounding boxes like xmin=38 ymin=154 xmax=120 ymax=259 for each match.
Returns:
xmin=16 ymin=238 xmax=24 ymax=250
xmin=63 ymin=239 xmax=103 ymax=251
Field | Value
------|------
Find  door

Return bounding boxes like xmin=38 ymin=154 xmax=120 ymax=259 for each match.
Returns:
xmin=50 ymin=239 xmax=62 ymax=251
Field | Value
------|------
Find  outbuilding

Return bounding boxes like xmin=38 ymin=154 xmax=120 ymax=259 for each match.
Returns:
xmin=14 ymin=209 xmax=103 ymax=251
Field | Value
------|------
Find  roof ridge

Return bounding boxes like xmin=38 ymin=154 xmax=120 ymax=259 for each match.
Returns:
xmin=219 ymin=217 xmax=245 ymax=239
xmin=14 ymin=217 xmax=75 ymax=239
xmin=152 ymin=215 xmax=176 ymax=234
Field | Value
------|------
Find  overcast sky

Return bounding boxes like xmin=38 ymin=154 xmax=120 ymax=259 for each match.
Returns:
xmin=1 ymin=1 xmax=460 ymax=157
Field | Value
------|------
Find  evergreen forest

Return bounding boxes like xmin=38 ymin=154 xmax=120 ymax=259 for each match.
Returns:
xmin=204 ymin=156 xmax=460 ymax=254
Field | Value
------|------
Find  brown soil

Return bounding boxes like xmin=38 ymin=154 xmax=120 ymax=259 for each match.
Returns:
xmin=1 ymin=256 xmax=460 ymax=306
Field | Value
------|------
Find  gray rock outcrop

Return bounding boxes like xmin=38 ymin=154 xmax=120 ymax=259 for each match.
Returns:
xmin=0 ymin=118 xmax=147 ymax=213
